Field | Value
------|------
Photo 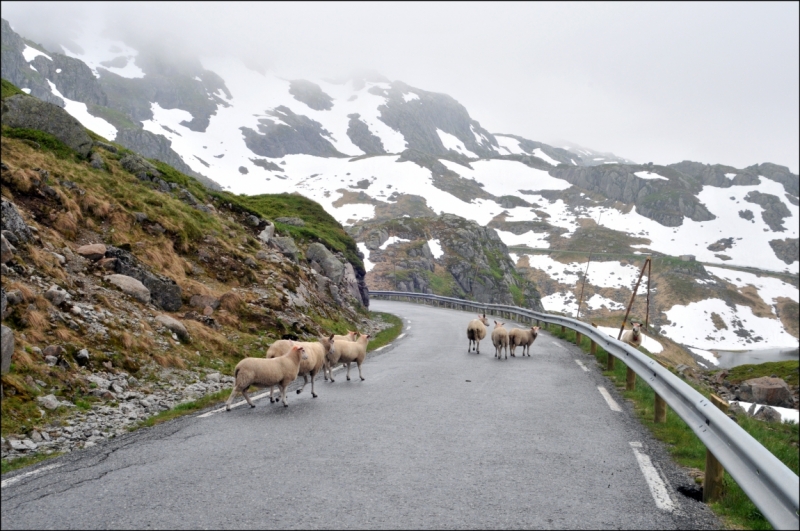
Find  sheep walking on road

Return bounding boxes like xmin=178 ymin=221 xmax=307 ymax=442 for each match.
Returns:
xmin=325 ymin=330 xmax=357 ymax=380
xmin=266 ymin=335 xmax=335 ymax=399
xmin=226 ymin=345 xmax=307 ymax=409
xmin=621 ymin=322 xmax=642 ymax=349
xmin=492 ymin=321 xmax=509 ymax=360
xmin=509 ymin=326 xmax=540 ymax=357
xmin=325 ymin=333 xmax=370 ymax=382
xmin=467 ymin=314 xmax=489 ymax=354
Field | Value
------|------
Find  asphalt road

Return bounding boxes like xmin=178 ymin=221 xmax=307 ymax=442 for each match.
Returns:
xmin=1 ymin=300 xmax=720 ymax=529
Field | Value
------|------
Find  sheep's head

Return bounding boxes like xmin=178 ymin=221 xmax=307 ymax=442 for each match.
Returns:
xmin=297 ymin=346 xmax=308 ymax=360
xmin=631 ymin=322 xmax=641 ymax=336
xmin=479 ymin=314 xmax=488 ymax=325
xmin=347 ymin=330 xmax=358 ymax=341
xmin=494 ymin=321 xmax=505 ymax=328
xmin=323 ymin=334 xmax=336 ymax=355
xmin=358 ymin=333 xmax=371 ymax=343
xmin=531 ymin=326 xmax=540 ymax=335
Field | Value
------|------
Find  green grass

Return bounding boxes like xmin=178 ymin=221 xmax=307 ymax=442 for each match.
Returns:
xmin=720 ymin=361 xmax=799 ymax=387
xmin=545 ymin=324 xmax=799 ymax=530
xmin=366 ymin=312 xmax=403 ymax=351
xmin=1 ymin=126 xmax=79 ymax=160
xmin=1 ymin=78 xmax=26 ymax=99
xmin=132 ymin=389 xmax=232 ymax=429
xmin=1 ymin=451 xmax=65 ymax=475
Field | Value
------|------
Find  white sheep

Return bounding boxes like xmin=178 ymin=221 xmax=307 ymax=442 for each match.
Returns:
xmin=333 ymin=330 xmax=358 ymax=343
xmin=492 ymin=321 xmax=509 ymax=360
xmin=621 ymin=322 xmax=642 ymax=349
xmin=467 ymin=314 xmax=489 ymax=354
xmin=508 ymin=326 xmax=540 ymax=357
xmin=226 ymin=344 xmax=307 ymax=409
xmin=325 ymin=333 xmax=370 ymax=382
xmin=265 ymin=335 xmax=335 ymax=399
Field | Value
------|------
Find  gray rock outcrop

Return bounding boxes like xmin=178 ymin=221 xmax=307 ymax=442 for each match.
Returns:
xmin=155 ymin=314 xmax=190 ymax=342
xmin=1 ymin=324 xmax=13 ymax=375
xmin=104 ymin=274 xmax=151 ymax=304
xmin=346 ymin=113 xmax=386 ymax=155
xmin=288 ymin=79 xmax=333 ymax=111
xmin=1 ymin=199 xmax=33 ymax=243
xmin=768 ymin=238 xmax=799 ymax=265
xmin=744 ymin=191 xmax=792 ymax=232
xmin=105 ymin=246 xmax=182 ymax=311
xmin=737 ymin=377 xmax=795 ymax=408
xmin=306 ymin=243 xmax=345 ymax=284
xmin=1 ymin=94 xmax=93 ymax=157
xmin=241 ymin=105 xmax=346 ymax=158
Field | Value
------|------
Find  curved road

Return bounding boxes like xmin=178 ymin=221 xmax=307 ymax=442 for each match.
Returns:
xmin=1 ymin=300 xmax=719 ymax=529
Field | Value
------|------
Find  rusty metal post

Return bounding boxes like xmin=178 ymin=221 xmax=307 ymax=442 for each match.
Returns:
xmin=617 ymin=257 xmax=651 ymax=341
xmin=704 ymin=395 xmax=729 ymax=503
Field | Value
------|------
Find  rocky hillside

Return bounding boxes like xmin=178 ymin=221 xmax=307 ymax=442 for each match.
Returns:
xmin=350 ymin=214 xmax=543 ymax=309
xmin=1 ymin=81 xmax=390 ymax=463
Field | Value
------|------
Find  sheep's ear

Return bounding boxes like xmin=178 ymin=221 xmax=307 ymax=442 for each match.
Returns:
xmin=329 ymin=333 xmax=335 ymax=341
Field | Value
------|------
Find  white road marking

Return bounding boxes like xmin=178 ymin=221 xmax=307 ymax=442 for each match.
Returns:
xmin=396 ymin=333 xmax=405 ymax=339
xmin=575 ymin=360 xmax=589 ymax=372
xmin=198 ymin=365 xmax=348 ymax=418
xmin=406 ymin=326 xmax=410 ymax=330
xmin=597 ymin=386 xmax=622 ymax=412
xmin=630 ymin=442 xmax=675 ymax=512
xmin=1 ymin=463 xmax=63 ymax=488
xmin=552 ymin=342 xmax=564 ymax=348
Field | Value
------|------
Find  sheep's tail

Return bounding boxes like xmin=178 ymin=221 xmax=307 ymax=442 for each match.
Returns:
xmin=234 ymin=367 xmax=240 ymax=380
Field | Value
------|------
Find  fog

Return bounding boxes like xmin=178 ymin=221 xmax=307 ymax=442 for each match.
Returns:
xmin=3 ymin=1 xmax=798 ymax=172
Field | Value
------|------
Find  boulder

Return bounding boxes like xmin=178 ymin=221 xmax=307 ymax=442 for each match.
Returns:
xmin=43 ymin=345 xmax=65 ymax=358
xmin=753 ymin=405 xmax=782 ymax=423
xmin=155 ymin=314 xmax=190 ymax=342
xmin=189 ymin=294 xmax=220 ymax=310
xmin=44 ymin=285 xmax=70 ymax=306
xmin=245 ymin=214 xmax=261 ymax=227
xmin=76 ymin=243 xmax=107 ymax=261
xmin=74 ymin=348 xmax=90 ymax=366
xmin=728 ymin=401 xmax=747 ymax=418
xmin=1 ymin=199 xmax=33 ymax=243
xmin=104 ymin=274 xmax=151 ymax=304
xmin=305 ymin=242 xmax=344 ymax=284
xmin=271 ymin=236 xmax=300 ymax=262
xmin=257 ymin=222 xmax=275 ymax=243
xmin=105 ymin=246 xmax=182 ymax=311
xmin=1 ymin=324 xmax=14 ymax=375
xmin=276 ymin=216 xmax=305 ymax=227
xmin=1 ymin=95 xmax=93 ymax=157
xmin=1 ymin=234 xmax=15 ymax=263
xmin=119 ymin=154 xmax=161 ymax=180
xmin=1 ymin=287 xmax=6 ymax=320
xmin=37 ymin=394 xmax=61 ymax=410
xmin=89 ymin=152 xmax=106 ymax=170
xmin=737 ymin=377 xmax=795 ymax=408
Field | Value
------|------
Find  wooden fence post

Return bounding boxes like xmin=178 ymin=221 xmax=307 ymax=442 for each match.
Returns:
xmin=626 ymin=367 xmax=636 ymax=391
xmin=704 ymin=395 xmax=729 ymax=503
xmin=575 ymin=332 xmax=582 ymax=346
xmin=654 ymin=360 xmax=669 ymax=423
xmin=589 ymin=323 xmax=597 ymax=356
xmin=561 ymin=325 xmax=566 ymax=334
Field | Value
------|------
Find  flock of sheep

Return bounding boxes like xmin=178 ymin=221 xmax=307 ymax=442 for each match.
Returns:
xmin=225 ymin=314 xmax=646 ymax=411
xmin=467 ymin=314 xmax=541 ymax=360
xmin=225 ymin=330 xmax=368 ymax=410
xmin=467 ymin=314 xmax=643 ymax=360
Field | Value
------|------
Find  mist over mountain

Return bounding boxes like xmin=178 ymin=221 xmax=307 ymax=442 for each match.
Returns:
xmin=2 ymin=14 xmax=797 ymax=363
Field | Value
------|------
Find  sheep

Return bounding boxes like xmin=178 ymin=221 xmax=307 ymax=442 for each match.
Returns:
xmin=225 ymin=344 xmax=307 ymax=410
xmin=492 ymin=321 xmax=509 ymax=360
xmin=621 ymin=322 xmax=643 ymax=349
xmin=325 ymin=333 xmax=370 ymax=382
xmin=467 ymin=314 xmax=489 ymax=354
xmin=508 ymin=326 xmax=540 ymax=357
xmin=324 ymin=330 xmax=357 ymax=380
xmin=265 ymin=335 xmax=335 ymax=399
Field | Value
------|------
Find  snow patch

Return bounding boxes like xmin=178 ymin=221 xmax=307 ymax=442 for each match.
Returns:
xmin=427 ymin=239 xmax=444 ymax=259
xmin=22 ymin=44 xmax=52 ymax=62
xmin=634 ymin=171 xmax=670 ymax=181
xmin=734 ymin=402 xmax=798 ymax=424
xmin=357 ymin=242 xmax=375 ymax=272
xmin=46 ymin=80 xmax=117 ymax=140
xmin=402 ymin=92 xmax=419 ymax=102
xmin=380 ymin=236 xmax=411 ymax=250
xmin=532 ymin=148 xmax=560 ymax=166
xmin=436 ymin=129 xmax=478 ymax=158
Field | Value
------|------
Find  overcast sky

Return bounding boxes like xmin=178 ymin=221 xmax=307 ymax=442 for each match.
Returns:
xmin=3 ymin=1 xmax=798 ymax=172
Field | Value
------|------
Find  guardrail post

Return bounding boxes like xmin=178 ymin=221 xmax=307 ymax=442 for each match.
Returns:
xmin=575 ymin=331 xmax=581 ymax=346
xmin=626 ymin=367 xmax=636 ymax=391
xmin=561 ymin=325 xmax=566 ymax=334
xmin=704 ymin=395 xmax=729 ymax=503
xmin=607 ymin=352 xmax=615 ymax=371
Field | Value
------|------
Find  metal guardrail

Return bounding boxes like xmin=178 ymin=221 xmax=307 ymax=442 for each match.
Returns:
xmin=370 ymin=291 xmax=800 ymax=530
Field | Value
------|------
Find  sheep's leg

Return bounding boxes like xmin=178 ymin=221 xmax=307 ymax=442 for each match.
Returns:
xmin=280 ymin=384 xmax=289 ymax=407
xmin=269 ymin=385 xmax=277 ymax=403
xmin=357 ymin=361 xmax=365 ymax=381
xmin=309 ymin=369 xmax=318 ymax=398
xmin=225 ymin=387 xmax=239 ymax=411
xmin=346 ymin=362 xmax=351 ymax=381
xmin=297 ymin=374 xmax=309 ymax=395
xmin=241 ymin=388 xmax=256 ymax=408
xmin=476 ymin=340 xmax=480 ymax=354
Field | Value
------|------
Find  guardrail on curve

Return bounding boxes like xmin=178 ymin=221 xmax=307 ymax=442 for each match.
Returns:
xmin=370 ymin=290 xmax=800 ymax=530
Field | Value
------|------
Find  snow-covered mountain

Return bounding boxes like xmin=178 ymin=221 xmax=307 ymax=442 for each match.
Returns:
xmin=2 ymin=18 xmax=797 ymax=360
